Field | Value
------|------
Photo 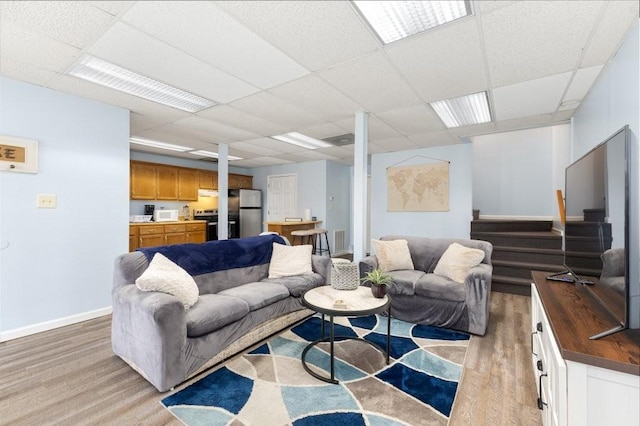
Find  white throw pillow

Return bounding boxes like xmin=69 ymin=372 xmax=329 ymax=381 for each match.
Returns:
xmin=434 ymin=243 xmax=485 ymax=284
xmin=135 ymin=253 xmax=199 ymax=310
xmin=268 ymin=243 xmax=313 ymax=278
xmin=371 ymin=239 xmax=414 ymax=272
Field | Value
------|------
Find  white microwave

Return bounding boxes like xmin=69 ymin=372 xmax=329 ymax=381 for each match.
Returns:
xmin=154 ymin=209 xmax=179 ymax=222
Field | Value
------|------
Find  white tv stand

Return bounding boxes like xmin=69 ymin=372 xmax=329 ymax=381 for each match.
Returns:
xmin=530 ymin=271 xmax=639 ymax=426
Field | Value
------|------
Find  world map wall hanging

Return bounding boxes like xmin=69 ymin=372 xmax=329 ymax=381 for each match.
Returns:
xmin=387 ymin=160 xmax=449 ymax=212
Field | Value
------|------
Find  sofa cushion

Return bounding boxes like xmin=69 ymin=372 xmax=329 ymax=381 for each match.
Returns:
xmin=135 ymin=253 xmax=199 ymax=310
xmin=261 ymin=273 xmax=324 ymax=297
xmin=372 ymin=239 xmax=415 ymax=272
xmin=186 ymin=294 xmax=250 ymax=337
xmin=268 ymin=243 xmax=313 ymax=278
xmin=218 ymin=282 xmax=290 ymax=311
xmin=415 ymin=273 xmax=466 ymax=302
xmin=434 ymin=243 xmax=485 ymax=283
xmin=386 ymin=270 xmax=426 ymax=296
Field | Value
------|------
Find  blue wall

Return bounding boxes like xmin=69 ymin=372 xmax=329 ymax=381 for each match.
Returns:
xmin=369 ymin=143 xmax=473 ymax=240
xmin=0 ymin=77 xmax=129 ymax=337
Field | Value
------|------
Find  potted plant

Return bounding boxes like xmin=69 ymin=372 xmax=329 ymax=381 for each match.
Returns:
xmin=360 ymin=268 xmax=394 ymax=298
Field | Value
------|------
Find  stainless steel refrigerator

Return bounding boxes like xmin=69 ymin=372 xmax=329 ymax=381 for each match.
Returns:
xmin=229 ymin=189 xmax=262 ymax=238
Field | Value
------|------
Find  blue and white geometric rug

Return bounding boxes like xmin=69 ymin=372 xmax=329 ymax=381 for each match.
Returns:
xmin=162 ymin=314 xmax=470 ymax=425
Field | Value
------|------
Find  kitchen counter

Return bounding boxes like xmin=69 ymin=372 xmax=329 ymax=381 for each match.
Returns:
xmin=129 ymin=220 xmax=207 ymax=225
xmin=264 ymin=220 xmax=323 ymax=244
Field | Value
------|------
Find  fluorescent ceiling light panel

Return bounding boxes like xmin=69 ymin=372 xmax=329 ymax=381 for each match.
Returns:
xmin=130 ymin=137 xmax=192 ymax=152
xmin=353 ymin=0 xmax=471 ymax=44
xmin=68 ymin=55 xmax=217 ymax=113
xmin=430 ymin=92 xmax=492 ymax=128
xmin=271 ymin=132 xmax=333 ymax=149
xmin=189 ymin=150 xmax=243 ymax=161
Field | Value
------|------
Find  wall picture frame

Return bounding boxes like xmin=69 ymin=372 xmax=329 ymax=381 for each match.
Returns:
xmin=0 ymin=134 xmax=39 ymax=173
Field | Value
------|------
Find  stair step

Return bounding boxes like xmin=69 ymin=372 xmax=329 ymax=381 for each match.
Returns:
xmin=473 ymin=231 xmax=562 ymax=250
xmin=492 ymin=260 xmax=564 ymax=279
xmin=471 ymin=220 xmax=552 ymax=233
xmin=492 ymin=246 xmax=564 ymax=264
xmin=491 ymin=274 xmax=532 ymax=296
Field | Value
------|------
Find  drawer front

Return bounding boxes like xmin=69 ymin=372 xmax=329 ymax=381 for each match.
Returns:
xmin=164 ymin=224 xmax=186 ymax=233
xmin=186 ymin=223 xmax=205 ymax=232
xmin=138 ymin=225 xmax=164 ymax=235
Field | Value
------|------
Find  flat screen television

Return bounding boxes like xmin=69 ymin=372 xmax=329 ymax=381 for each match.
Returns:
xmin=560 ymin=125 xmax=630 ymax=339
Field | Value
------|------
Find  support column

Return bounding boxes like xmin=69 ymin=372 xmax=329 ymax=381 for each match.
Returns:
xmin=353 ymin=112 xmax=368 ymax=262
xmin=217 ymin=143 xmax=229 ymax=240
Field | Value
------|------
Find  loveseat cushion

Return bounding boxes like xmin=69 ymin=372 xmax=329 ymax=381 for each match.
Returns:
xmin=386 ymin=270 xmax=426 ymax=296
xmin=186 ymin=294 xmax=250 ymax=337
xmin=414 ymin=273 xmax=466 ymax=302
xmin=261 ymin=273 xmax=324 ymax=297
xmin=218 ymin=282 xmax=290 ymax=311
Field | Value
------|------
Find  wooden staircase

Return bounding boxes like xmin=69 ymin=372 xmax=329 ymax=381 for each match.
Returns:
xmin=471 ymin=220 xmax=563 ymax=295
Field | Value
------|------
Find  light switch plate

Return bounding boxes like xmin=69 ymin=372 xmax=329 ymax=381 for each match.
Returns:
xmin=37 ymin=194 xmax=57 ymax=208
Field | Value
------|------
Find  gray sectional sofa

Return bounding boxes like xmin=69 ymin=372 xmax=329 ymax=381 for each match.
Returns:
xmin=112 ymin=234 xmax=331 ymax=392
xmin=359 ymin=235 xmax=493 ymax=335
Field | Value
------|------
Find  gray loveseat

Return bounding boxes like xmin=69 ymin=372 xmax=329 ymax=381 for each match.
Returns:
xmin=359 ymin=235 xmax=493 ymax=335
xmin=112 ymin=234 xmax=331 ymax=392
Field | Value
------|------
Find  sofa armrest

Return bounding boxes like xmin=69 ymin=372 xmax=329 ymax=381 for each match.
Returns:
xmin=111 ymin=285 xmax=187 ymax=391
xmin=358 ymin=255 xmax=379 ymax=278
xmin=312 ymin=255 xmax=332 ymax=284
xmin=463 ymin=263 xmax=492 ymax=336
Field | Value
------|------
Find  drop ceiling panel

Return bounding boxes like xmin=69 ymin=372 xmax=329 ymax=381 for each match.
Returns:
xmin=580 ymin=1 xmax=639 ymax=67
xmin=297 ymin=123 xmax=353 ymax=141
xmin=385 ymin=19 xmax=488 ymax=102
xmin=171 ymin=116 xmax=261 ymax=142
xmin=315 ymin=145 xmax=354 ymax=158
xmin=333 ymin=115 xmax=402 ymax=141
xmin=88 ymin=1 xmax=133 ymax=16
xmin=241 ymin=137 xmax=309 ymax=154
xmin=409 ymin=130 xmax=459 ymax=147
xmin=122 ymin=1 xmax=309 ymax=89
xmin=197 ymin=106 xmax=289 ymax=137
xmin=319 ymin=52 xmax=422 ymax=112
xmin=297 ymin=150 xmax=340 ymax=161
xmin=494 ymin=114 xmax=562 ymax=133
xmin=0 ymin=1 xmax=115 ymax=48
xmin=217 ymin=0 xmax=379 ymax=71
xmin=482 ymin=1 xmax=603 ymax=87
xmin=136 ymin=128 xmax=207 ymax=148
xmin=376 ymin=105 xmax=445 ymax=135
xmin=228 ymin=141 xmax=282 ymax=157
xmin=0 ymin=22 xmax=81 ymax=72
xmin=563 ymin=65 xmax=603 ymax=103
xmin=0 ymin=58 xmax=57 ymax=87
xmin=372 ymin=136 xmax=420 ymax=151
xmin=88 ymin=22 xmax=258 ymax=103
xmin=493 ymin=72 xmax=572 ymax=121
xmin=230 ymin=92 xmax=324 ymax=130
xmin=268 ymin=75 xmax=364 ymax=121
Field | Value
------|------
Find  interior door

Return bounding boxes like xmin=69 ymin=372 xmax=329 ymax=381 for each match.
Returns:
xmin=267 ymin=174 xmax=296 ymax=222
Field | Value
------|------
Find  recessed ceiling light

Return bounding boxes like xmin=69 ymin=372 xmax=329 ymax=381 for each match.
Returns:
xmin=430 ymin=92 xmax=492 ymax=128
xmin=68 ymin=55 xmax=217 ymax=113
xmin=189 ymin=150 xmax=243 ymax=161
xmin=130 ymin=137 xmax=192 ymax=152
xmin=271 ymin=132 xmax=333 ymax=149
xmin=352 ymin=0 xmax=472 ymax=44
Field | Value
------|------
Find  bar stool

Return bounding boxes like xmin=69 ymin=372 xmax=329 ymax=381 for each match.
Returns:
xmin=290 ymin=229 xmax=317 ymax=251
xmin=311 ymin=228 xmax=331 ymax=257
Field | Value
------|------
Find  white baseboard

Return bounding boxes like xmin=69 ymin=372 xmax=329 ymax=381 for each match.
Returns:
xmin=0 ymin=306 xmax=112 ymax=342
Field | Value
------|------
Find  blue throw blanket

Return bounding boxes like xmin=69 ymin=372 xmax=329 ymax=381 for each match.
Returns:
xmin=137 ymin=234 xmax=286 ymax=276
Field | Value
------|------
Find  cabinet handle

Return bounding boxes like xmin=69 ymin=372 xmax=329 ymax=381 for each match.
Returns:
xmin=536 ymin=322 xmax=543 ymax=332
xmin=537 ymin=373 xmax=548 ymax=410
xmin=531 ymin=332 xmax=538 ymax=356
xmin=537 ymin=359 xmax=543 ymax=371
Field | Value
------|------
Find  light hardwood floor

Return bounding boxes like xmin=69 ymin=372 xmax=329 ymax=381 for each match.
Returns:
xmin=0 ymin=292 xmax=542 ymax=425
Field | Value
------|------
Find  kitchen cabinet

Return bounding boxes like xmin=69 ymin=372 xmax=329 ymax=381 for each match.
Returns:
xmin=130 ymin=162 xmax=157 ymax=199
xmin=129 ymin=221 xmax=206 ymax=251
xmin=186 ymin=222 xmax=206 ymax=243
xmin=229 ymin=173 xmax=253 ymax=189
xmin=178 ymin=168 xmax=198 ymax=201
xmin=198 ymin=170 xmax=218 ymax=190
xmin=156 ymin=165 xmax=178 ymax=200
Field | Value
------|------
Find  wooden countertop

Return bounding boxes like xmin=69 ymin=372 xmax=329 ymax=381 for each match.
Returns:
xmin=264 ymin=220 xmax=322 ymax=226
xmin=129 ymin=220 xmax=206 ymax=226
xmin=532 ymin=270 xmax=640 ymax=376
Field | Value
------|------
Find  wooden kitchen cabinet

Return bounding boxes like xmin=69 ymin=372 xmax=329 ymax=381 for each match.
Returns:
xmin=156 ymin=165 xmax=179 ymax=200
xmin=137 ymin=224 xmax=165 ymax=248
xmin=130 ymin=162 xmax=157 ymax=199
xmin=129 ymin=226 xmax=139 ymax=252
xmin=186 ymin=222 xmax=206 ymax=243
xmin=178 ymin=168 xmax=198 ymax=201
xmin=164 ymin=223 xmax=187 ymax=245
xmin=229 ymin=173 xmax=253 ymax=189
xmin=198 ymin=170 xmax=218 ymax=190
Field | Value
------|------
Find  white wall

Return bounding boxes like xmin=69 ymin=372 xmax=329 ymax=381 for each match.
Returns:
xmin=326 ymin=161 xmax=351 ymax=253
xmin=571 ymin=20 xmax=639 ymax=328
xmin=0 ymin=78 xmax=129 ymax=339
xmin=370 ymin=143 xmax=473 ymax=240
xmin=471 ymin=124 xmax=571 ymax=219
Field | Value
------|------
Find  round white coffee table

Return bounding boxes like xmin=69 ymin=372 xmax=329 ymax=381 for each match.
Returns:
xmin=301 ymin=285 xmax=391 ymax=384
